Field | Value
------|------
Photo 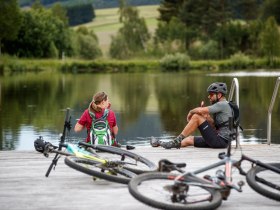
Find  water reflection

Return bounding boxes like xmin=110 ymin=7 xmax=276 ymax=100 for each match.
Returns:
xmin=0 ymin=71 xmax=279 ymax=150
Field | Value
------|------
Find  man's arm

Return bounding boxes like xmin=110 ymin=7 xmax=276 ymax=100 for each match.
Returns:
xmin=187 ymin=107 xmax=209 ymax=122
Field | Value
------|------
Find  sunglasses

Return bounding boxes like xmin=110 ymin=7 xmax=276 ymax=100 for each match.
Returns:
xmin=208 ymin=92 xmax=216 ymax=97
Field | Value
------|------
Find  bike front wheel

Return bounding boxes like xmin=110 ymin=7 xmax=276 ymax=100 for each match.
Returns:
xmin=93 ymin=145 xmax=157 ymax=174
xmin=64 ymin=156 xmax=136 ymax=184
xmin=128 ymin=172 xmax=222 ymax=210
xmin=246 ymin=162 xmax=280 ymax=201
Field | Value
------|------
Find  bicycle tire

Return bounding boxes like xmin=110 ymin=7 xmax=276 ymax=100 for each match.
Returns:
xmin=246 ymin=162 xmax=280 ymax=201
xmin=93 ymin=145 xmax=157 ymax=174
xmin=128 ymin=172 xmax=222 ymax=210
xmin=64 ymin=156 xmax=136 ymax=184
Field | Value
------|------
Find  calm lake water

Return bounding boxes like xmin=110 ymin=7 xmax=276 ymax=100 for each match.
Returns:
xmin=1 ymin=70 xmax=280 ymax=151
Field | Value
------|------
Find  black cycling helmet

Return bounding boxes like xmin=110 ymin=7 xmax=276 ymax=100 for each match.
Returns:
xmin=34 ymin=136 xmax=47 ymax=153
xmin=207 ymin=82 xmax=227 ymax=95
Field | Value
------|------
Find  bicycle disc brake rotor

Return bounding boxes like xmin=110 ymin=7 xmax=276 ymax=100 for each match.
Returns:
xmin=164 ymin=183 xmax=188 ymax=203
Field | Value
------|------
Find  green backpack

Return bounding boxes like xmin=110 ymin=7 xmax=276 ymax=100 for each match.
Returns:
xmin=89 ymin=109 xmax=115 ymax=145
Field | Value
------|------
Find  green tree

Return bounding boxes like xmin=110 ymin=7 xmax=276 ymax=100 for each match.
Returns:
xmin=154 ymin=17 xmax=187 ymax=54
xmin=110 ymin=34 xmax=130 ymax=59
xmin=156 ymin=0 xmax=233 ymax=53
xmin=259 ymin=16 xmax=280 ymax=64
xmin=66 ymin=3 xmax=95 ymax=26
xmin=31 ymin=0 xmax=44 ymax=10
xmin=180 ymin=0 xmax=232 ymax=38
xmin=110 ymin=5 xmax=150 ymax=59
xmin=3 ymin=6 xmax=73 ymax=58
xmin=232 ymin=0 xmax=261 ymax=20
xmin=76 ymin=26 xmax=102 ymax=59
xmin=198 ymin=40 xmax=219 ymax=59
xmin=50 ymin=3 xmax=75 ymax=58
xmin=157 ymin=0 xmax=184 ymax=22
xmin=261 ymin=0 xmax=280 ymax=24
xmin=0 ymin=0 xmax=22 ymax=55
xmin=247 ymin=20 xmax=263 ymax=56
xmin=51 ymin=3 xmax=69 ymax=26
xmin=214 ymin=21 xmax=251 ymax=58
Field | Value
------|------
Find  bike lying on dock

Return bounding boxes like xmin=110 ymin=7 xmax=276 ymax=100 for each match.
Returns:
xmin=128 ymin=117 xmax=280 ymax=210
xmin=34 ymin=108 xmax=157 ymax=184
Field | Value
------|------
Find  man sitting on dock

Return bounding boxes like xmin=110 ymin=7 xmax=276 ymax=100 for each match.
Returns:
xmin=151 ymin=82 xmax=233 ymax=149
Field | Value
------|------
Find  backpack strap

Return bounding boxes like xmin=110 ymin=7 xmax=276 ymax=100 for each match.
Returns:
xmin=215 ymin=102 xmax=232 ymax=129
xmin=89 ymin=109 xmax=112 ymax=145
xmin=215 ymin=102 xmax=243 ymax=131
xmin=89 ymin=108 xmax=109 ymax=121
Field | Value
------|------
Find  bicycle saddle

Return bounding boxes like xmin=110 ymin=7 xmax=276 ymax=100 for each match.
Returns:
xmin=158 ymin=159 xmax=186 ymax=172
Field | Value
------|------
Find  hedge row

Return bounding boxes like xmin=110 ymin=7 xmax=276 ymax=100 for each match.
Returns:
xmin=1 ymin=57 xmax=280 ymax=75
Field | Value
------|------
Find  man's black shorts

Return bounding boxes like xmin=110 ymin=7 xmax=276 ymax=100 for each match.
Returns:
xmin=194 ymin=121 xmax=228 ymax=148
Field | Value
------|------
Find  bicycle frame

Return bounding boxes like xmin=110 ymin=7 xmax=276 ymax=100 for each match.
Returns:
xmin=45 ymin=108 xmax=107 ymax=177
xmin=174 ymin=117 xmax=280 ymax=198
xmin=127 ymin=117 xmax=280 ymax=209
xmin=54 ymin=143 xmax=107 ymax=163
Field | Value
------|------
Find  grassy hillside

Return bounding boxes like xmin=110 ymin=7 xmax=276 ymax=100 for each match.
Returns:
xmin=74 ymin=5 xmax=159 ymax=57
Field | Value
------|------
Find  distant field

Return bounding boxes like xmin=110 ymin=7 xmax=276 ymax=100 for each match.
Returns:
xmin=74 ymin=5 xmax=159 ymax=56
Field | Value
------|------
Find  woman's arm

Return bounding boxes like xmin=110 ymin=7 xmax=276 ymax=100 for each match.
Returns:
xmin=112 ymin=125 xmax=118 ymax=136
xmin=74 ymin=122 xmax=84 ymax=132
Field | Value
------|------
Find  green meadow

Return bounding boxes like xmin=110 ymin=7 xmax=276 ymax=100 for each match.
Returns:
xmin=74 ymin=5 xmax=159 ymax=56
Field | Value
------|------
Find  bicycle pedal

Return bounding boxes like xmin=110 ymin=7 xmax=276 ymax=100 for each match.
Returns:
xmin=238 ymin=180 xmax=245 ymax=187
xmin=238 ymin=181 xmax=245 ymax=191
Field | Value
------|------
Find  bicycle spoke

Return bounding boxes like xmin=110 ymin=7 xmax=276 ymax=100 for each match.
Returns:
xmin=137 ymin=179 xmax=213 ymax=205
xmin=96 ymin=152 xmax=151 ymax=172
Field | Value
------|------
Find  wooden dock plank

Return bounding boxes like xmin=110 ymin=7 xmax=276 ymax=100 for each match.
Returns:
xmin=0 ymin=144 xmax=279 ymax=210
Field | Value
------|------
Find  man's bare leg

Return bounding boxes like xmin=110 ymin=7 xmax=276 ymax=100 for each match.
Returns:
xmin=161 ymin=114 xmax=205 ymax=149
xmin=180 ymin=136 xmax=194 ymax=147
xmin=180 ymin=113 xmax=206 ymax=137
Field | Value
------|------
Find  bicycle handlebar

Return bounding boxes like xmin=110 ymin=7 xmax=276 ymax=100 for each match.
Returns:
xmin=45 ymin=108 xmax=72 ymax=177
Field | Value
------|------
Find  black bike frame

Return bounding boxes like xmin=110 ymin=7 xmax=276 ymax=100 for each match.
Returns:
xmin=45 ymin=108 xmax=71 ymax=177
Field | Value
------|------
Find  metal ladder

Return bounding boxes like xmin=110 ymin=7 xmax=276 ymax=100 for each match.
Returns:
xmin=267 ymin=77 xmax=280 ymax=145
xmin=226 ymin=77 xmax=279 ymax=145
xmin=228 ymin=78 xmax=240 ymax=147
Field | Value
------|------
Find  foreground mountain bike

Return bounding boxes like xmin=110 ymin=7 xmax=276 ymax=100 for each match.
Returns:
xmin=34 ymin=108 xmax=157 ymax=184
xmin=128 ymin=117 xmax=280 ymax=210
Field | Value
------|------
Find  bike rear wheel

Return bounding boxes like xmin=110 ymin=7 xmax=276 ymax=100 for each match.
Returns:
xmin=246 ymin=162 xmax=280 ymax=201
xmin=128 ymin=172 xmax=222 ymax=210
xmin=64 ymin=156 xmax=136 ymax=184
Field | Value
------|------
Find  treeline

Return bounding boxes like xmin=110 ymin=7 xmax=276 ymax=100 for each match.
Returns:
xmin=87 ymin=0 xmax=160 ymax=8
xmin=1 ymin=0 xmax=280 ymax=71
xmin=109 ymin=0 xmax=280 ymax=66
xmin=20 ymin=0 xmax=96 ymax=26
xmin=157 ymin=0 xmax=280 ymax=63
xmin=19 ymin=0 xmax=160 ymax=8
xmin=0 ymin=0 xmax=101 ymax=59
xmin=66 ymin=3 xmax=95 ymax=26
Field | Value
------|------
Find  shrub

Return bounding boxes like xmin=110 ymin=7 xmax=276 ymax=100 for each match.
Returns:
xmin=0 ymin=64 xmax=4 ymax=75
xmin=229 ymin=52 xmax=252 ymax=69
xmin=199 ymin=40 xmax=219 ymax=60
xmin=160 ymin=53 xmax=190 ymax=71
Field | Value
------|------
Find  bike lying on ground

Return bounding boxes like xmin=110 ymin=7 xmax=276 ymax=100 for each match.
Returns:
xmin=34 ymin=108 xmax=157 ymax=184
xmin=128 ymin=117 xmax=280 ymax=210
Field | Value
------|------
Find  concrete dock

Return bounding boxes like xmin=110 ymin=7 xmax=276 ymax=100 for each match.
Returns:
xmin=0 ymin=144 xmax=279 ymax=210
